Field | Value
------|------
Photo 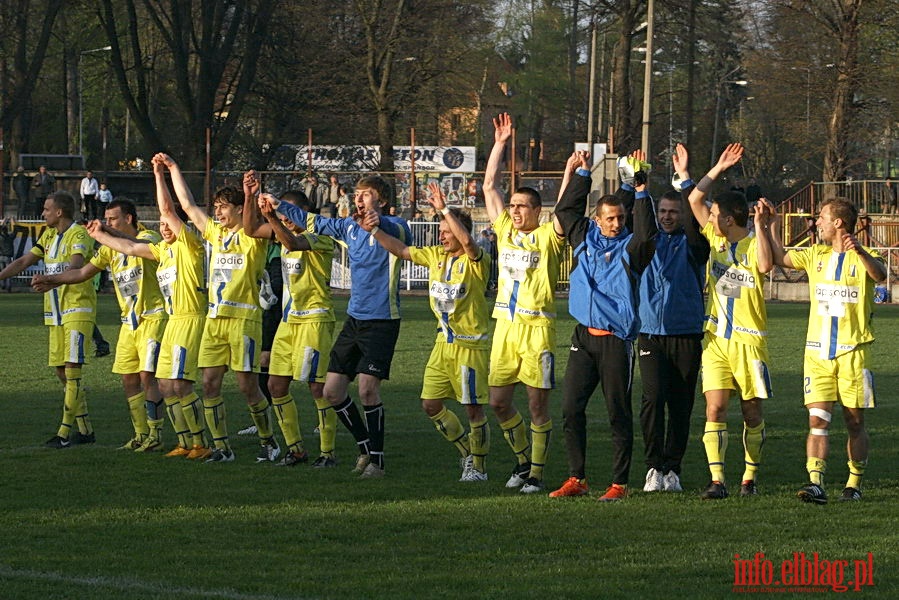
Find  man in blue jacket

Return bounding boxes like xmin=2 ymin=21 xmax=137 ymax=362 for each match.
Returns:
xmin=549 ymin=150 xmax=655 ymax=501
xmin=639 ymin=144 xmax=710 ymax=493
xmin=270 ymin=177 xmax=411 ymax=478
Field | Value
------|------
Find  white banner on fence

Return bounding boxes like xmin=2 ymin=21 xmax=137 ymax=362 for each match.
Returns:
xmin=270 ymin=145 xmax=476 ymax=172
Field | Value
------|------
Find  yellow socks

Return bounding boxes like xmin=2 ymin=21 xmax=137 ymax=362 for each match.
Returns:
xmin=272 ymin=394 xmax=304 ymax=455
xmin=741 ymin=420 xmax=766 ymax=482
xmin=127 ymin=392 xmax=149 ymax=438
xmin=430 ymin=406 xmax=470 ymax=457
xmin=528 ymin=420 xmax=552 ymax=481
xmin=164 ymin=396 xmax=189 ymax=448
xmin=807 ymin=457 xmax=826 ymax=486
xmin=847 ymin=459 xmax=866 ymax=490
xmin=314 ymin=398 xmax=336 ymax=457
xmin=468 ymin=416 xmax=489 ymax=473
xmin=57 ymin=367 xmax=82 ymax=439
xmin=203 ymin=396 xmax=229 ymax=450
xmin=75 ymin=388 xmax=92 ymax=436
xmin=703 ymin=421 xmax=728 ymax=483
xmin=179 ymin=392 xmax=206 ymax=446
xmin=249 ymin=397 xmax=274 ymax=440
xmin=500 ymin=413 xmax=530 ymax=466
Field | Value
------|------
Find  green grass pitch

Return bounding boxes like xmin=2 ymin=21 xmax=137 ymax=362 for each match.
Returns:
xmin=1 ymin=293 xmax=897 ymax=598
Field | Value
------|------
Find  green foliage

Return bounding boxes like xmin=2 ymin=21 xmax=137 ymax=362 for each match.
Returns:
xmin=0 ymin=293 xmax=897 ymax=598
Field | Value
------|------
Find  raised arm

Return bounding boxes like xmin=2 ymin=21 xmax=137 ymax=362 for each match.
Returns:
xmin=551 ymin=151 xmax=585 ymax=237
xmin=152 ymin=155 xmax=184 ymax=236
xmin=427 ymin=181 xmax=478 ymax=260
xmin=259 ymin=194 xmax=312 ymax=252
xmin=358 ymin=209 xmax=411 ymax=261
xmin=88 ymin=223 xmax=155 ymax=261
xmin=842 ymin=232 xmax=888 ymax=282
xmin=554 ymin=150 xmax=593 ymax=248
xmin=242 ymin=170 xmax=274 ymax=239
xmin=482 ymin=113 xmax=512 ymax=223
xmin=753 ymin=197 xmax=774 ymax=273
xmin=688 ymin=143 xmax=743 ymax=227
xmin=625 ymin=150 xmax=658 ymax=273
xmin=157 ymin=153 xmax=207 ymax=231
xmin=759 ymin=198 xmax=793 ymax=269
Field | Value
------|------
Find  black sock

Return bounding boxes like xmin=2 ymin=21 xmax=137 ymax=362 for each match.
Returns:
xmin=364 ymin=403 xmax=385 ymax=469
xmin=334 ymin=396 xmax=370 ymax=454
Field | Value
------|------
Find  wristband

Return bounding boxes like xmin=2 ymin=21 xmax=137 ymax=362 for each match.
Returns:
xmin=370 ymin=226 xmax=380 ymax=236
xmin=440 ymin=207 xmax=450 ymax=216
xmin=696 ymin=176 xmax=714 ymax=194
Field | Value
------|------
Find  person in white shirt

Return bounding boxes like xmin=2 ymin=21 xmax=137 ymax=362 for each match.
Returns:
xmin=80 ymin=171 xmax=100 ymax=220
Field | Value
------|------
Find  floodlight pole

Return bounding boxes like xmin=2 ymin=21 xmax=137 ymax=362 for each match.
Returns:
xmin=640 ymin=0 xmax=655 ymax=158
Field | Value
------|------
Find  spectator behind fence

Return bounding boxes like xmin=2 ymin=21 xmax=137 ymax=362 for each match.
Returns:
xmin=13 ymin=167 xmax=30 ymax=218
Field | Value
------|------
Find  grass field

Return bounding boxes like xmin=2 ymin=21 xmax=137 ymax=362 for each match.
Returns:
xmin=1 ymin=293 xmax=897 ymax=599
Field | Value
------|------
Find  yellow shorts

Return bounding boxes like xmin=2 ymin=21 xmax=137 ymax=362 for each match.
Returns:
xmin=113 ymin=318 xmax=166 ymax=375
xmin=701 ymin=333 xmax=772 ymax=400
xmin=488 ymin=319 xmax=556 ymax=389
xmin=155 ymin=315 xmax=205 ymax=382
xmin=803 ymin=345 xmax=875 ymax=408
xmin=421 ymin=340 xmax=489 ymax=404
xmin=198 ymin=316 xmax=262 ymax=372
xmin=269 ymin=320 xmax=335 ymax=382
xmin=48 ymin=320 xmax=93 ymax=366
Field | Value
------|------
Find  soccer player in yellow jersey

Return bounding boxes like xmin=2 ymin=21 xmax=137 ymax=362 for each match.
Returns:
xmin=360 ymin=181 xmax=492 ymax=481
xmin=244 ymin=175 xmax=338 ymax=468
xmin=34 ymin=198 xmax=170 ymax=453
xmin=0 ymin=191 xmax=96 ymax=448
xmin=483 ymin=113 xmax=566 ymax=494
xmin=687 ymin=143 xmax=774 ymax=499
xmin=167 ymin=155 xmax=274 ymax=463
xmin=765 ymin=198 xmax=886 ymax=504
xmin=84 ymin=156 xmax=212 ymax=460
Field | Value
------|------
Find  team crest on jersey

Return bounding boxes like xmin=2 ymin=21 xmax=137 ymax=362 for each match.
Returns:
xmin=816 ymin=260 xmax=823 ymax=272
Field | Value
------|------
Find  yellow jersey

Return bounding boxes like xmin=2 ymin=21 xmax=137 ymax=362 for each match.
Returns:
xmin=702 ymin=223 xmax=767 ymax=347
xmin=787 ymin=244 xmax=882 ymax=359
xmin=203 ymin=221 xmax=268 ymax=321
xmin=409 ymin=245 xmax=491 ymax=349
xmin=148 ymin=225 xmax=207 ymax=318
xmin=492 ymin=211 xmax=564 ymax=327
xmin=280 ymin=232 xmax=335 ymax=324
xmin=91 ymin=225 xmax=167 ymax=330
xmin=32 ymin=224 xmax=97 ymax=326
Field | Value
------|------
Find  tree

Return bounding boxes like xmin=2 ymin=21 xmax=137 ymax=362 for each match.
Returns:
xmin=780 ymin=0 xmax=863 ymax=183
xmin=96 ymin=0 xmax=276 ymax=169
xmin=0 ymin=0 xmax=64 ymax=163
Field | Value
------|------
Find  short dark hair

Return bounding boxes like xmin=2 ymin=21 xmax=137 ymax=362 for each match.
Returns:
xmin=713 ymin=191 xmax=749 ymax=227
xmin=50 ymin=191 xmax=76 ymax=219
xmin=107 ymin=198 xmax=139 ymax=226
xmin=593 ymin=194 xmax=624 ymax=216
xmin=514 ymin=187 xmax=541 ymax=209
xmin=213 ymin=186 xmax=244 ymax=207
xmin=356 ymin=176 xmax=391 ymax=205
xmin=660 ymin=190 xmax=681 ymax=203
xmin=439 ymin=208 xmax=473 ymax=233
xmin=822 ymin=197 xmax=858 ymax=231
xmin=280 ymin=190 xmax=314 ymax=213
